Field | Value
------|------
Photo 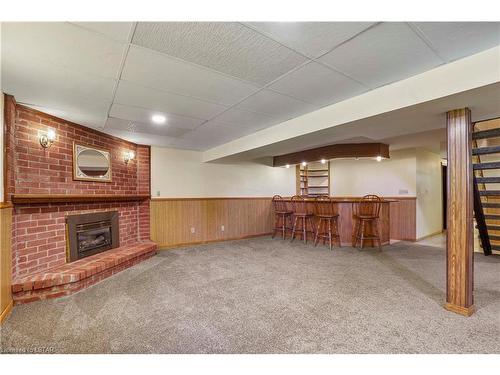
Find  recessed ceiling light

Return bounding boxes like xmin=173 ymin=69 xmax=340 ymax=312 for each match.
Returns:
xmin=285 ymin=164 xmax=290 ymax=168
xmin=301 ymin=161 xmax=307 ymax=167
xmin=376 ymin=155 xmax=382 ymax=162
xmin=320 ymin=159 xmax=326 ymax=164
xmin=151 ymin=114 xmax=166 ymax=124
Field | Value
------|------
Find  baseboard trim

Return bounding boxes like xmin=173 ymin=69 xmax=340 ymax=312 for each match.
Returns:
xmin=0 ymin=299 xmax=14 ymax=324
xmin=416 ymin=230 xmax=444 ymax=242
xmin=157 ymin=232 xmax=273 ymax=249
xmin=444 ymin=303 xmax=474 ymax=316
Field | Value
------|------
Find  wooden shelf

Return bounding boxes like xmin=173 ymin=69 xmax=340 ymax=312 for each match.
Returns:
xmin=296 ymin=162 xmax=330 ymax=197
xmin=11 ymin=194 xmax=151 ymax=204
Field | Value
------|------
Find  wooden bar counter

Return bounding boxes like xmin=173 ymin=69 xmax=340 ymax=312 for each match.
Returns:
xmin=281 ymin=197 xmax=395 ymax=247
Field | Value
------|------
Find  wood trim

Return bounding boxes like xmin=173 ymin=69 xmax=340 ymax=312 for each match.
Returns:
xmin=273 ymin=143 xmax=390 ymax=167
xmin=156 ymin=232 xmax=273 ymax=249
xmin=446 ymin=108 xmax=474 ymax=316
xmin=0 ymin=300 xmax=13 ymax=324
xmin=12 ymin=194 xmax=150 ymax=204
xmin=151 ymin=197 xmax=275 ymax=201
xmin=444 ymin=303 xmax=474 ymax=317
xmin=416 ymin=230 xmax=444 ymax=242
xmin=0 ymin=205 xmax=12 ymax=324
xmin=0 ymin=202 xmax=13 ymax=209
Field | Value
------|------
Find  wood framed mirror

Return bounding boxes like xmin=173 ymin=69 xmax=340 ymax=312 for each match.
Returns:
xmin=73 ymin=142 xmax=112 ymax=182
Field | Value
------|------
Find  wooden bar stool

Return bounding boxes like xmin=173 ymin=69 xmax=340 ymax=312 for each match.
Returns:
xmin=353 ymin=195 xmax=382 ymax=250
xmin=290 ymin=195 xmax=315 ymax=243
xmin=271 ymin=195 xmax=293 ymax=240
xmin=313 ymin=196 xmax=341 ymax=251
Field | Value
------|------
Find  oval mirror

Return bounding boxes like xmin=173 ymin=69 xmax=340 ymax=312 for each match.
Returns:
xmin=74 ymin=145 xmax=111 ymax=181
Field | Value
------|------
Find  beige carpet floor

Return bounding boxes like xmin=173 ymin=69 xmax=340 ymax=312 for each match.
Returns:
xmin=1 ymin=237 xmax=499 ymax=354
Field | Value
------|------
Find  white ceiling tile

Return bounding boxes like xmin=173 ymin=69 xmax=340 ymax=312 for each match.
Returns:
xmin=109 ymin=103 xmax=203 ymax=131
xmin=211 ymin=107 xmax=277 ymax=131
xmin=103 ymin=127 xmax=178 ymax=147
xmin=234 ymin=89 xmax=318 ymax=121
xmin=175 ymin=122 xmax=243 ymax=150
xmin=247 ymin=22 xmax=375 ymax=58
xmin=122 ymin=46 xmax=260 ymax=106
xmin=269 ymin=62 xmax=368 ymax=107
xmin=106 ymin=117 xmax=190 ymax=138
xmin=413 ymin=22 xmax=500 ymax=62
xmin=114 ymin=80 xmax=227 ymax=120
xmin=2 ymin=22 xmax=127 ymax=79
xmin=27 ymin=104 xmax=109 ymax=129
xmin=2 ymin=57 xmax=114 ymax=128
xmin=318 ymin=22 xmax=443 ymax=88
xmin=70 ymin=22 xmax=134 ymax=42
xmin=132 ymin=22 xmax=307 ymax=85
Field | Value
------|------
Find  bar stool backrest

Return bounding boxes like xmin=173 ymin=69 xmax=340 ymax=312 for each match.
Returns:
xmin=314 ymin=196 xmax=336 ymax=216
xmin=357 ymin=194 xmax=382 ymax=217
xmin=272 ymin=195 xmax=288 ymax=213
xmin=291 ymin=195 xmax=308 ymax=215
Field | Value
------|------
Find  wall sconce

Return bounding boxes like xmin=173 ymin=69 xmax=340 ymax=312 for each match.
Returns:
xmin=39 ymin=128 xmax=56 ymax=149
xmin=124 ymin=150 xmax=135 ymax=165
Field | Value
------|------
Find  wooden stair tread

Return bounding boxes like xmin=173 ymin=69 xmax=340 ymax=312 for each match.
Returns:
xmin=479 ymin=190 xmax=500 ymax=196
xmin=476 ymin=177 xmax=500 ymax=184
xmin=473 ymin=162 xmax=500 ymax=170
xmin=472 ymin=145 xmax=500 ymax=155
xmin=472 ymin=128 xmax=500 ymax=140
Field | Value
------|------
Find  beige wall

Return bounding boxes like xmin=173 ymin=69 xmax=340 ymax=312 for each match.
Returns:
xmin=330 ymin=148 xmax=443 ymax=239
xmin=330 ymin=149 xmax=417 ymax=197
xmin=416 ymin=148 xmax=443 ymax=239
xmin=151 ymin=146 xmax=295 ymax=198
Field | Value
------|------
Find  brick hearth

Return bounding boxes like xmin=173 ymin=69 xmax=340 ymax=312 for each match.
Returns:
xmin=12 ymin=241 xmax=157 ymax=304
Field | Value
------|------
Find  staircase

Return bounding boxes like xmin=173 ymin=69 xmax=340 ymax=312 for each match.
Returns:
xmin=472 ymin=117 xmax=500 ymax=255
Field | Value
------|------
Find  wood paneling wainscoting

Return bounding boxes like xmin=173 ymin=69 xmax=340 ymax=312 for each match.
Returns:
xmin=0 ymin=203 xmax=13 ymax=324
xmin=389 ymin=197 xmax=417 ymax=241
xmin=150 ymin=197 xmax=416 ymax=248
xmin=150 ymin=198 xmax=274 ymax=248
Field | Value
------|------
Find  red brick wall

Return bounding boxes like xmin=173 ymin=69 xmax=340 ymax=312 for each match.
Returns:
xmin=4 ymin=97 xmax=151 ymax=278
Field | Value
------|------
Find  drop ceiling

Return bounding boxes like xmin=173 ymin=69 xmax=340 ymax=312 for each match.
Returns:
xmin=2 ymin=21 xmax=499 ymax=150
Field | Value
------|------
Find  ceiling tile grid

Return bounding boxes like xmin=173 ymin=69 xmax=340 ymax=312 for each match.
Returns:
xmin=268 ymin=61 xmax=369 ymax=107
xmin=131 ymin=22 xmax=308 ymax=85
xmin=121 ymin=45 xmax=262 ymax=106
xmin=318 ymin=22 xmax=444 ymax=88
xmin=245 ymin=22 xmax=376 ymax=58
xmin=2 ymin=21 xmax=499 ymax=150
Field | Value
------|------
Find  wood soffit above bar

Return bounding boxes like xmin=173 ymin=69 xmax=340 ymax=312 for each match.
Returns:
xmin=273 ymin=143 xmax=390 ymax=167
xmin=11 ymin=194 xmax=151 ymax=204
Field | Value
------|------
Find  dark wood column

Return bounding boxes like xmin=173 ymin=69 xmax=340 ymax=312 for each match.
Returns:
xmin=445 ymin=108 xmax=474 ymax=316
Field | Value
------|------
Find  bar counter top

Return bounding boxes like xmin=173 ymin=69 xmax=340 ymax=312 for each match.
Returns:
xmin=277 ymin=196 xmax=416 ymax=247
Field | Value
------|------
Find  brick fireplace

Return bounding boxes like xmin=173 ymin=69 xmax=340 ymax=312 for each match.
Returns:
xmin=4 ymin=95 xmax=156 ymax=303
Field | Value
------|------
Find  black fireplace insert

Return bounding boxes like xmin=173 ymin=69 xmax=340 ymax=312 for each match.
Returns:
xmin=66 ymin=211 xmax=119 ymax=262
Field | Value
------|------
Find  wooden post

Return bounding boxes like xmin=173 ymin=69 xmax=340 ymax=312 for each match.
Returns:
xmin=445 ymin=108 xmax=474 ymax=316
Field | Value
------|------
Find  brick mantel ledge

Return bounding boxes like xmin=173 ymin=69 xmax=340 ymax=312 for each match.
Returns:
xmin=12 ymin=241 xmax=157 ymax=304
